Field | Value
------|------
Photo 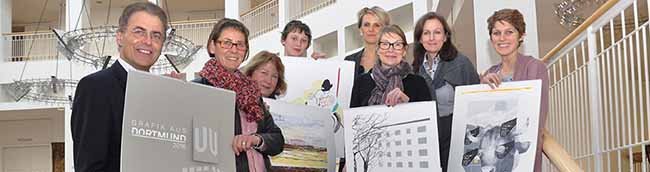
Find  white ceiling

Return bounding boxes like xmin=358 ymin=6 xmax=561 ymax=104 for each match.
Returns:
xmin=12 ymin=0 xmax=225 ymax=26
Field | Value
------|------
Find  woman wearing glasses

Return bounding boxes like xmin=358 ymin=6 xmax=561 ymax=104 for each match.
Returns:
xmin=193 ymin=18 xmax=284 ymax=172
xmin=350 ymin=24 xmax=431 ymax=108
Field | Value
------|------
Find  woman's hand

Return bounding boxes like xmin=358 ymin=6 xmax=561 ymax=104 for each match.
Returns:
xmin=385 ymin=88 xmax=410 ymax=106
xmin=311 ymin=52 xmax=327 ymax=60
xmin=232 ymin=134 xmax=262 ymax=156
xmin=164 ymin=71 xmax=186 ymax=81
xmin=480 ymin=73 xmax=501 ymax=89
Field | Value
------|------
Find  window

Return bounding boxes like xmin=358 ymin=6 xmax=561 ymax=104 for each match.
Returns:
xmin=418 ymin=149 xmax=428 ymax=156
xmin=419 ymin=161 xmax=429 ymax=168
xmin=418 ymin=137 xmax=427 ymax=144
xmin=395 ymin=140 xmax=402 ymax=146
xmin=395 ymin=130 xmax=401 ymax=136
xmin=417 ymin=126 xmax=426 ymax=133
xmin=408 ymin=162 xmax=413 ymax=168
xmin=396 ymin=162 xmax=403 ymax=168
xmin=406 ymin=128 xmax=411 ymax=134
xmin=407 ymin=150 xmax=413 ymax=156
xmin=407 ymin=139 xmax=412 ymax=145
xmin=396 ymin=151 xmax=402 ymax=157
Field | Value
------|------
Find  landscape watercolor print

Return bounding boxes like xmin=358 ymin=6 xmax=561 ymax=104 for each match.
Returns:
xmin=265 ymin=98 xmax=336 ymax=172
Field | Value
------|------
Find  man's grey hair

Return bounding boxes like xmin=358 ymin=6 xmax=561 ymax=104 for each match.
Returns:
xmin=118 ymin=2 xmax=169 ymax=38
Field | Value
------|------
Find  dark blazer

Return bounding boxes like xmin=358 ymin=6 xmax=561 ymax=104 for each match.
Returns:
xmin=344 ymin=48 xmax=366 ymax=78
xmin=71 ymin=62 xmax=127 ymax=172
xmin=193 ymin=77 xmax=285 ymax=172
xmin=350 ymin=73 xmax=432 ymax=108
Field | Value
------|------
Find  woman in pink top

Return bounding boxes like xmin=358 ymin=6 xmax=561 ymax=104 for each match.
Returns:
xmin=480 ymin=9 xmax=549 ymax=172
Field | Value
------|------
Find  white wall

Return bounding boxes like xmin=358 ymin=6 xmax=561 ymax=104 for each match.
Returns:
xmin=1 ymin=0 xmax=11 ymax=63
xmin=0 ymin=106 xmax=64 ymax=172
xmin=247 ymin=0 xmax=424 ymax=61
xmin=472 ymin=0 xmax=540 ymax=72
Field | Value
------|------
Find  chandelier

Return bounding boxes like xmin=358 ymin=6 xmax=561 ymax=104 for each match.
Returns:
xmin=55 ymin=26 xmax=201 ymax=73
xmin=3 ymin=77 xmax=78 ymax=105
xmin=554 ymin=0 xmax=605 ymax=29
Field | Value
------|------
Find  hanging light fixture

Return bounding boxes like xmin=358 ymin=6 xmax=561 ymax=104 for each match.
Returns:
xmin=554 ymin=0 xmax=605 ymax=30
xmin=3 ymin=76 xmax=79 ymax=105
xmin=55 ymin=27 xmax=201 ymax=73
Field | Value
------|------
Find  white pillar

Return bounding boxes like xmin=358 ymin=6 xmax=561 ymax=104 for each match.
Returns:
xmin=0 ymin=0 xmax=12 ymax=63
xmin=224 ymin=0 xmax=240 ymax=20
xmin=278 ymin=0 xmax=286 ymax=56
xmin=64 ymin=0 xmax=84 ymax=170
xmin=64 ymin=102 xmax=74 ymax=172
xmin=65 ymin=0 xmax=84 ymax=31
xmin=472 ymin=0 xmax=540 ymax=72
xmin=413 ymin=0 xmax=431 ymax=18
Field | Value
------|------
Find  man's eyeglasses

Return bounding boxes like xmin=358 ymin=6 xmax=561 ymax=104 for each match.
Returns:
xmin=131 ymin=27 xmax=164 ymax=43
xmin=217 ymin=40 xmax=247 ymax=51
xmin=378 ymin=41 xmax=406 ymax=50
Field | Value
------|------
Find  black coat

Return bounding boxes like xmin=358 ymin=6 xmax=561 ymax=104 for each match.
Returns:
xmin=71 ymin=62 xmax=127 ymax=172
xmin=344 ymin=48 xmax=366 ymax=79
xmin=193 ymin=77 xmax=285 ymax=172
xmin=350 ymin=73 xmax=432 ymax=107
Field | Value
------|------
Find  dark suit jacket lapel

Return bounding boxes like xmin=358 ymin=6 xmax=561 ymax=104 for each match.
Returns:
xmin=109 ymin=61 xmax=128 ymax=90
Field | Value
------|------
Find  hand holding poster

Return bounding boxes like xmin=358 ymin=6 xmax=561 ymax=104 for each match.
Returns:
xmin=278 ymin=57 xmax=355 ymax=157
xmin=121 ymin=71 xmax=236 ymax=172
xmin=344 ymin=101 xmax=441 ymax=172
xmin=264 ymin=98 xmax=337 ymax=172
xmin=448 ymin=80 xmax=542 ymax=172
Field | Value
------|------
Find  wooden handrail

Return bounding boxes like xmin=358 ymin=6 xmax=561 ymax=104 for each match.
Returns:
xmin=541 ymin=0 xmax=619 ymax=63
xmin=542 ymin=129 xmax=584 ymax=172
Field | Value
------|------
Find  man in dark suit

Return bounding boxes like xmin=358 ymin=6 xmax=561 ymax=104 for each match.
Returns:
xmin=70 ymin=2 xmax=168 ymax=171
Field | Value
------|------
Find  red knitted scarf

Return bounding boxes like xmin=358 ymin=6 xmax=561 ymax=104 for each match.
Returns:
xmin=199 ymin=58 xmax=263 ymax=122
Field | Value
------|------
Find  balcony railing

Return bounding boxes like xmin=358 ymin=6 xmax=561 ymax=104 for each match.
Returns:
xmin=1 ymin=19 xmax=220 ymax=63
xmin=240 ymin=0 xmax=279 ymax=38
xmin=171 ymin=19 xmax=218 ymax=47
xmin=3 ymin=31 xmax=59 ymax=62
xmin=541 ymin=0 xmax=650 ymax=171
xmin=287 ymin=0 xmax=336 ymax=21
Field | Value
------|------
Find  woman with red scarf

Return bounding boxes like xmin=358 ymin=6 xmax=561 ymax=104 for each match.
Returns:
xmin=194 ymin=18 xmax=284 ymax=172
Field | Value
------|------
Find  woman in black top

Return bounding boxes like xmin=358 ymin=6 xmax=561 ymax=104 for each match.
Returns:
xmin=344 ymin=6 xmax=391 ymax=78
xmin=350 ymin=24 xmax=431 ymax=108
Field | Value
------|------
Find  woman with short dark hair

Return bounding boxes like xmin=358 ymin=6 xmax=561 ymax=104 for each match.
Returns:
xmin=480 ymin=9 xmax=549 ymax=172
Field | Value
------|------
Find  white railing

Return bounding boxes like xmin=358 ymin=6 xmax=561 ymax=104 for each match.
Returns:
xmin=541 ymin=0 xmax=650 ymax=171
xmin=1 ymin=19 xmax=219 ymax=62
xmin=240 ymin=0 xmax=279 ymax=38
xmin=286 ymin=0 xmax=336 ymax=21
xmin=171 ymin=19 xmax=218 ymax=47
xmin=3 ymin=31 xmax=59 ymax=62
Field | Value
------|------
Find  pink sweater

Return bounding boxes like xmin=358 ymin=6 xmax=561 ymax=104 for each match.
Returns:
xmin=484 ymin=54 xmax=549 ymax=172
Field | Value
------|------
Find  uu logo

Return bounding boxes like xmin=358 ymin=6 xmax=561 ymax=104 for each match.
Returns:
xmin=194 ymin=126 xmax=219 ymax=163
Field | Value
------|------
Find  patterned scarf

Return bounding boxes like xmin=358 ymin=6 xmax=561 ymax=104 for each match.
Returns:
xmin=200 ymin=58 xmax=264 ymax=122
xmin=368 ymin=61 xmax=412 ymax=105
